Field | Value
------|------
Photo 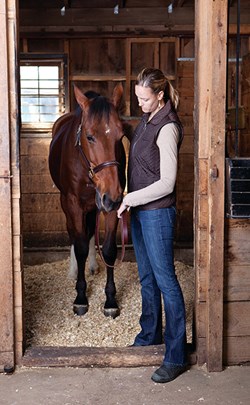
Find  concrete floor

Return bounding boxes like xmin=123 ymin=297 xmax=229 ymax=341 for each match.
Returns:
xmin=0 ymin=365 xmax=249 ymax=405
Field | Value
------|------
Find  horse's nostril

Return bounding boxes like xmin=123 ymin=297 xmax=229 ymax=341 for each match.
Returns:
xmin=102 ymin=193 xmax=112 ymax=208
xmin=101 ymin=193 xmax=121 ymax=212
xmin=102 ymin=193 xmax=107 ymax=206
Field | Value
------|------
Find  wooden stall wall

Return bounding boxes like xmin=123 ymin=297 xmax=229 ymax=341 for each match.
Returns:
xmin=20 ymin=36 xmax=195 ymax=249
xmin=226 ymin=39 xmax=250 ymax=158
xmin=21 ymin=137 xmax=68 ymax=247
xmin=224 ymin=219 xmax=250 ymax=364
xmin=176 ymin=57 xmax=194 ymax=245
xmin=223 ymin=50 xmax=250 ymax=365
xmin=241 ymin=53 xmax=250 ymax=156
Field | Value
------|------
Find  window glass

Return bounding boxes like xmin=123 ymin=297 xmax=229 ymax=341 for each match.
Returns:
xmin=20 ymin=61 xmax=66 ymax=127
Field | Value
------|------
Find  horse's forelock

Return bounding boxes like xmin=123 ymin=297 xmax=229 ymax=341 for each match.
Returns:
xmin=88 ymin=96 xmax=112 ymax=122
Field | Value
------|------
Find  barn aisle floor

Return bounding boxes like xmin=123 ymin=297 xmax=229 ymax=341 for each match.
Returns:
xmin=0 ymin=364 xmax=249 ymax=404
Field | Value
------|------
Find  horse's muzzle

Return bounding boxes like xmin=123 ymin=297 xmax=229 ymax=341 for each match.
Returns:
xmin=96 ymin=192 xmax=122 ymax=212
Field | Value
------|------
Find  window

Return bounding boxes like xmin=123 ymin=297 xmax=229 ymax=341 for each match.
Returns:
xmin=20 ymin=55 xmax=68 ymax=129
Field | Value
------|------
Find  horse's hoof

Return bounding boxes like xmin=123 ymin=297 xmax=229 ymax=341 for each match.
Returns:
xmin=104 ymin=308 xmax=120 ymax=319
xmin=73 ymin=304 xmax=88 ymax=316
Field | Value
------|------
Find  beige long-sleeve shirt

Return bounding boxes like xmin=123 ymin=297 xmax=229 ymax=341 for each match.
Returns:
xmin=122 ymin=123 xmax=179 ymax=208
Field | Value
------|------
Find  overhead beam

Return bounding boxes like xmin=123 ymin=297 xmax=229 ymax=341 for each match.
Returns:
xmin=19 ymin=6 xmax=250 ymax=36
xmin=19 ymin=7 xmax=194 ymax=27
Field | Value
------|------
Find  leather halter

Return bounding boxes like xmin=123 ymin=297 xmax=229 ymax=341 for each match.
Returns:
xmin=75 ymin=124 xmax=120 ymax=180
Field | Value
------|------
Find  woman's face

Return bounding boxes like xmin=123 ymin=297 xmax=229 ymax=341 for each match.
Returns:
xmin=135 ymin=84 xmax=161 ymax=114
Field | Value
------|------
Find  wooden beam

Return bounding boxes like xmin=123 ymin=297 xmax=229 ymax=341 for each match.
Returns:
xmin=19 ymin=7 xmax=194 ymax=26
xmin=19 ymin=5 xmax=250 ymax=37
xmin=0 ymin=0 xmax=17 ymax=373
xmin=21 ymin=345 xmax=197 ymax=368
xmin=194 ymin=0 xmax=228 ymax=371
xmin=70 ymin=75 xmax=126 ymax=81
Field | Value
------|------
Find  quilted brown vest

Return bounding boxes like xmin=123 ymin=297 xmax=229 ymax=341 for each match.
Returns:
xmin=128 ymin=100 xmax=183 ymax=211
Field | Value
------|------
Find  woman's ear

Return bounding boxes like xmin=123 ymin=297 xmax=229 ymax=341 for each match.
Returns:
xmin=158 ymin=90 xmax=164 ymax=101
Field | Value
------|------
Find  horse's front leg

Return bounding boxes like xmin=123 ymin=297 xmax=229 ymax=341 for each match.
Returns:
xmin=73 ymin=236 xmax=89 ymax=316
xmin=102 ymin=211 xmax=120 ymax=319
xmin=62 ymin=195 xmax=89 ymax=316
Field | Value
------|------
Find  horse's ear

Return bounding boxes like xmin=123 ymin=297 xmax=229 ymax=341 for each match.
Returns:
xmin=112 ymin=83 xmax=123 ymax=110
xmin=73 ymin=85 xmax=89 ymax=111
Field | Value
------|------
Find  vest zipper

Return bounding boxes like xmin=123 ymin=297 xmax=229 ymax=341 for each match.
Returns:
xmin=131 ymin=121 xmax=147 ymax=155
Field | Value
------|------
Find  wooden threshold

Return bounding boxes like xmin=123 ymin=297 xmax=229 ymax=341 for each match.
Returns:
xmin=21 ymin=345 xmax=196 ymax=368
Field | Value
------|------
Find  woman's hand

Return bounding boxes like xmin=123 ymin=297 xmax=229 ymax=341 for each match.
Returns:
xmin=117 ymin=201 xmax=129 ymax=218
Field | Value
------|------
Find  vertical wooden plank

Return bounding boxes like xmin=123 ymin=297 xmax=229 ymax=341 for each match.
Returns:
xmin=199 ymin=0 xmax=227 ymax=370
xmin=194 ymin=0 xmax=228 ymax=371
xmin=8 ymin=0 xmax=22 ymax=366
xmin=0 ymin=0 xmax=16 ymax=372
xmin=22 ymin=38 xmax=28 ymax=52
xmin=154 ymin=42 xmax=159 ymax=68
xmin=125 ymin=38 xmax=131 ymax=116
xmin=175 ymin=38 xmax=180 ymax=76
xmin=207 ymin=1 xmax=227 ymax=372
xmin=194 ymin=0 xmax=210 ymax=368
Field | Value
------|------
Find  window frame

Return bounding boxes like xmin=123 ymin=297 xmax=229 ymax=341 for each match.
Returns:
xmin=20 ymin=53 xmax=68 ymax=132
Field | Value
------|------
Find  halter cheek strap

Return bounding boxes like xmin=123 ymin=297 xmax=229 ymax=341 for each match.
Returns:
xmin=75 ymin=124 xmax=120 ymax=180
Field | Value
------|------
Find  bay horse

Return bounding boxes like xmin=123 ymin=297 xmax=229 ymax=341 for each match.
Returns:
xmin=49 ymin=84 xmax=126 ymax=318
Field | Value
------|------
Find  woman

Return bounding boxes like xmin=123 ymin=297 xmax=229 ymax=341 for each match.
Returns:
xmin=117 ymin=67 xmax=187 ymax=383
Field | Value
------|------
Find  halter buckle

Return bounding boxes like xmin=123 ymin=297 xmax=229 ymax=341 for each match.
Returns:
xmin=89 ymin=167 xmax=95 ymax=179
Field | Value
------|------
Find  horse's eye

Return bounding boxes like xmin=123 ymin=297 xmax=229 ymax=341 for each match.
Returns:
xmin=86 ymin=134 xmax=95 ymax=144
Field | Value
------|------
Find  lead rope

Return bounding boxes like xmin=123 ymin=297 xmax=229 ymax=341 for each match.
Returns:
xmin=95 ymin=210 xmax=128 ymax=267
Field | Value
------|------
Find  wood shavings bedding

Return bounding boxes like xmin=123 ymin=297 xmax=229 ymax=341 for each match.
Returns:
xmin=24 ymin=259 xmax=194 ymax=347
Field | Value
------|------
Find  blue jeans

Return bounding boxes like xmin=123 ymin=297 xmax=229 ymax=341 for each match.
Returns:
xmin=131 ymin=206 xmax=187 ymax=366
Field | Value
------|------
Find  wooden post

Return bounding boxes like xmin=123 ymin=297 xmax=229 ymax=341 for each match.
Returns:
xmin=194 ymin=0 xmax=228 ymax=371
xmin=9 ymin=0 xmax=23 ymax=366
xmin=0 ymin=0 xmax=14 ymax=372
xmin=0 ymin=0 xmax=21 ymax=371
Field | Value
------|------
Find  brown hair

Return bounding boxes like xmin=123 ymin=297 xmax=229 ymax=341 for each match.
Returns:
xmin=136 ymin=67 xmax=179 ymax=110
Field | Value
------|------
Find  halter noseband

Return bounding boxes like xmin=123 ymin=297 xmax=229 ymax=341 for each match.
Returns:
xmin=75 ymin=124 xmax=120 ymax=180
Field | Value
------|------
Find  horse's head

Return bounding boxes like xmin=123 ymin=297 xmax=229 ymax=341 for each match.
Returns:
xmin=74 ymin=84 xmax=126 ymax=212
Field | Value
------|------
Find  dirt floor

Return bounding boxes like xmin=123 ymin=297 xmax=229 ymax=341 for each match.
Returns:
xmin=0 ymin=364 xmax=249 ymax=405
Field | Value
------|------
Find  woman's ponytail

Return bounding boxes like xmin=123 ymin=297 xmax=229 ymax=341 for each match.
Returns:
xmin=166 ymin=80 xmax=179 ymax=110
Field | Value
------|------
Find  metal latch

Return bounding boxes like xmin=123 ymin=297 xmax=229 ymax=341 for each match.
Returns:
xmin=210 ymin=164 xmax=218 ymax=180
